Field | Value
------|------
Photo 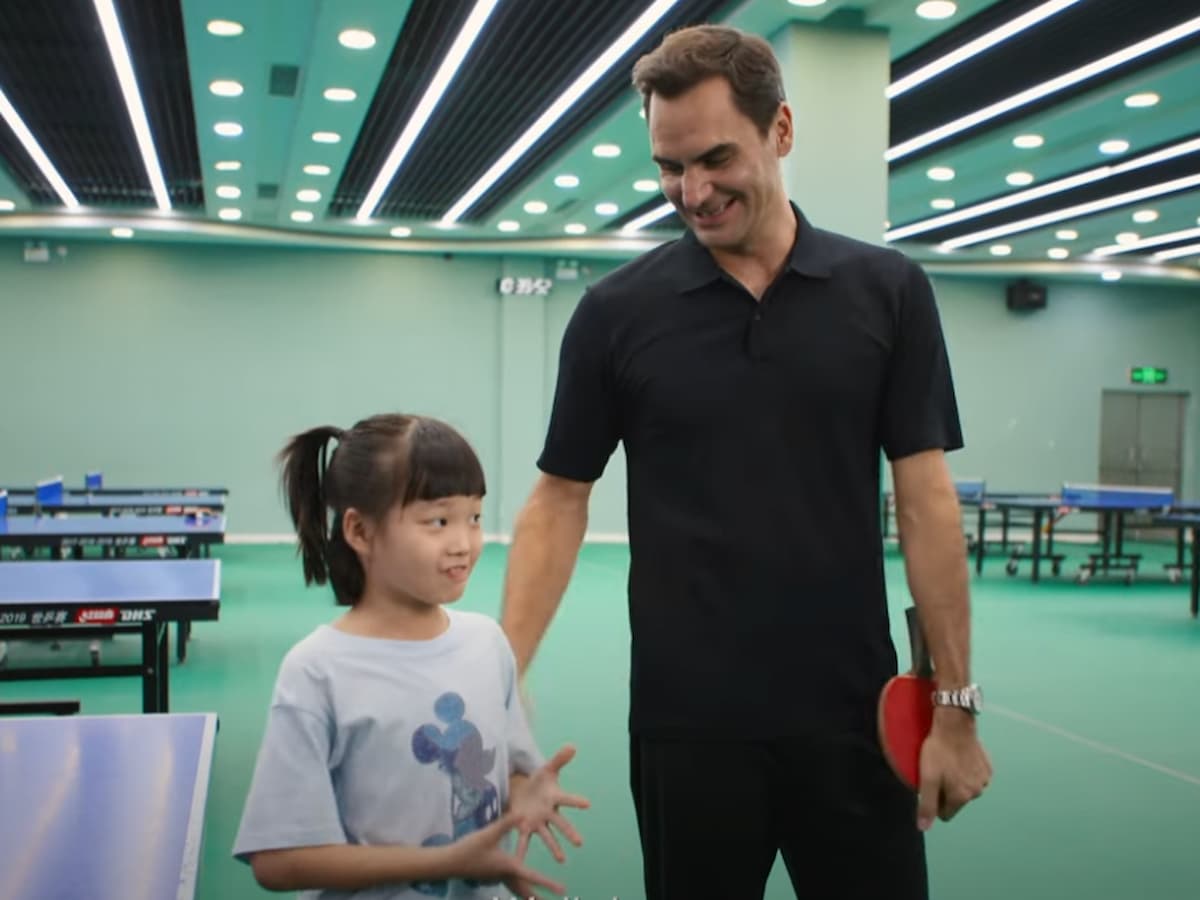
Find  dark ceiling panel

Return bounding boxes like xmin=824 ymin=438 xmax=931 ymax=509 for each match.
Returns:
xmin=327 ymin=0 xmax=480 ymax=221
xmin=889 ymin=0 xmax=1200 ymax=169
xmin=0 ymin=0 xmax=1194 ymax=271
xmin=0 ymin=0 xmax=138 ymax=207
xmin=0 ymin=0 xmax=200 ymax=210
xmin=892 ymin=0 xmax=1048 ymax=77
xmin=330 ymin=0 xmax=740 ymax=222
xmin=118 ymin=0 xmax=203 ymax=209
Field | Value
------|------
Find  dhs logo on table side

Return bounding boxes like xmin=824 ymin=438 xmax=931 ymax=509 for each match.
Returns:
xmin=75 ymin=608 xmax=157 ymax=624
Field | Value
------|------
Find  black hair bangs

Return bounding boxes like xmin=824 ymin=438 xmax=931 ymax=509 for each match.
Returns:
xmin=399 ymin=417 xmax=487 ymax=505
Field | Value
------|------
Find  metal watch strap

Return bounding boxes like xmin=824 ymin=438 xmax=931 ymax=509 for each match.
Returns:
xmin=933 ymin=685 xmax=981 ymax=713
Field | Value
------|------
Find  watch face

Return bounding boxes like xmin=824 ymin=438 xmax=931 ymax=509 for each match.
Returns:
xmin=965 ymin=684 xmax=983 ymax=712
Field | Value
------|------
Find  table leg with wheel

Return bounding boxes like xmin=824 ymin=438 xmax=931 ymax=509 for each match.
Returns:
xmin=1031 ymin=508 xmax=1043 ymax=583
xmin=1189 ymin=525 xmax=1198 ymax=619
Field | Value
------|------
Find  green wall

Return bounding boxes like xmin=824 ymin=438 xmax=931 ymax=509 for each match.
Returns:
xmin=1 ymin=237 xmax=1197 ymax=537
xmin=926 ymin=274 xmax=1200 ymax=499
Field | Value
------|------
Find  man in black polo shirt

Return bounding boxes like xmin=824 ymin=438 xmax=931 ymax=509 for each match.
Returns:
xmin=500 ymin=23 xmax=991 ymax=900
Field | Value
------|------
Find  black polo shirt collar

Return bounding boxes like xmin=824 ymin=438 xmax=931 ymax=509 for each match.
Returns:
xmin=663 ymin=201 xmax=833 ymax=293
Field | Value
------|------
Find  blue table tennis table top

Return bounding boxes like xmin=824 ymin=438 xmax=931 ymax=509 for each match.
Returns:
xmin=80 ymin=486 xmax=227 ymax=496
xmin=0 ymin=514 xmax=226 ymax=537
xmin=0 ymin=485 xmax=227 ymax=496
xmin=0 ymin=712 xmax=217 ymax=900
xmin=966 ymin=484 xmax=1179 ymax=511
xmin=1157 ymin=511 xmax=1200 ymax=526
xmin=954 ymin=478 xmax=987 ymax=502
xmin=3 ymin=491 xmax=226 ymax=509
xmin=0 ymin=559 xmax=221 ymax=606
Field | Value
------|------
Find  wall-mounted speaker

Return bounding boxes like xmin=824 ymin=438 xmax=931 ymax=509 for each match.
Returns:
xmin=1006 ymin=279 xmax=1047 ymax=311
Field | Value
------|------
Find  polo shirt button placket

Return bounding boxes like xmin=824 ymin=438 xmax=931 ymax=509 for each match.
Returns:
xmin=748 ymin=305 xmax=767 ymax=360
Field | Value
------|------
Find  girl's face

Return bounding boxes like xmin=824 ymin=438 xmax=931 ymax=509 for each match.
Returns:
xmin=358 ymin=494 xmax=484 ymax=608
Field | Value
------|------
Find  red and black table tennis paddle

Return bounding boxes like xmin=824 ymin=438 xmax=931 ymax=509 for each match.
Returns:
xmin=878 ymin=605 xmax=934 ymax=790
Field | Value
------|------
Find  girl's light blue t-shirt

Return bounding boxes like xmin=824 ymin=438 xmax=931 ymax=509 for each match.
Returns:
xmin=233 ymin=609 xmax=544 ymax=900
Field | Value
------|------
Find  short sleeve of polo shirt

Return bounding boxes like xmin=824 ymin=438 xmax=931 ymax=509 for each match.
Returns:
xmin=879 ymin=257 xmax=964 ymax=461
xmin=537 ymin=288 xmax=621 ymax=482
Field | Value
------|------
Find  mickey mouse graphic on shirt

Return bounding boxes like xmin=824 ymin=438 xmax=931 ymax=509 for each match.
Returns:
xmin=411 ymin=691 xmax=501 ymax=897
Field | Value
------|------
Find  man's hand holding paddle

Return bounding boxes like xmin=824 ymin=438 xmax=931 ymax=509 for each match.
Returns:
xmin=879 ymin=606 xmax=992 ymax=831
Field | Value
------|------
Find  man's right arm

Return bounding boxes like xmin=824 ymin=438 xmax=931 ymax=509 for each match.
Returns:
xmin=500 ymin=473 xmax=593 ymax=675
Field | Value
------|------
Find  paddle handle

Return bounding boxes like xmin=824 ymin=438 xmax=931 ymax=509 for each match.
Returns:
xmin=905 ymin=606 xmax=934 ymax=679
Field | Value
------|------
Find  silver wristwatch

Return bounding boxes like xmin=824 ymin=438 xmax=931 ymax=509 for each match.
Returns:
xmin=932 ymin=683 xmax=984 ymax=715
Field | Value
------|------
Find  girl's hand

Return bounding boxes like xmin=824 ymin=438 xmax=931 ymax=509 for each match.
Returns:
xmin=449 ymin=813 xmax=566 ymax=899
xmin=508 ymin=744 xmax=591 ymax=863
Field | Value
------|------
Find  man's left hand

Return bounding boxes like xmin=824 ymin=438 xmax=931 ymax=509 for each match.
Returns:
xmin=916 ymin=710 xmax=992 ymax=831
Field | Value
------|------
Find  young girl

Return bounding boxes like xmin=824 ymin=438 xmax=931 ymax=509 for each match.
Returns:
xmin=234 ymin=413 xmax=588 ymax=899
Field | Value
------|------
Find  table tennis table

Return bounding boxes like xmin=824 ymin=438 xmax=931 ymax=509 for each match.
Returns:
xmin=976 ymin=484 xmax=1176 ymax=583
xmin=1161 ymin=503 xmax=1200 ymax=582
xmin=950 ymin=478 xmax=1030 ymax=554
xmin=1153 ymin=511 xmax=1200 ymax=617
xmin=0 ymin=560 xmax=221 ymax=712
xmin=89 ymin=486 xmax=226 ymax=495
xmin=3 ymin=490 xmax=226 ymax=516
xmin=0 ymin=712 xmax=217 ymax=900
xmin=882 ymin=478 xmax=1007 ymax=548
xmin=0 ymin=513 xmax=225 ymax=560
xmin=0 ymin=473 xmax=227 ymax=496
xmin=972 ymin=494 xmax=1067 ymax=581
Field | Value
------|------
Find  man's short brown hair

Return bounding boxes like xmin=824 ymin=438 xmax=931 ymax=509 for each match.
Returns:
xmin=631 ymin=24 xmax=786 ymax=135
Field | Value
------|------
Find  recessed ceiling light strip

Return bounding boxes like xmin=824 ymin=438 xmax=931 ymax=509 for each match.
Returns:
xmin=439 ymin=0 xmax=683 ymax=226
xmin=939 ymin=172 xmax=1200 ymax=249
xmin=622 ymin=201 xmax=675 ymax=232
xmin=0 ymin=86 xmax=80 ymax=209
xmin=93 ymin=0 xmax=171 ymax=210
xmin=1094 ymin=225 xmax=1200 ymax=256
xmin=1153 ymin=242 xmax=1200 ymax=261
xmin=886 ymin=136 xmax=1200 ymax=241
xmin=887 ymin=15 xmax=1200 ymax=163
xmin=355 ymin=0 xmax=503 ymax=221
xmin=888 ymin=0 xmax=1083 ymax=99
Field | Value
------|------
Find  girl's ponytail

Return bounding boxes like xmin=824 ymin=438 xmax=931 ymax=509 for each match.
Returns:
xmin=277 ymin=425 xmax=343 ymax=587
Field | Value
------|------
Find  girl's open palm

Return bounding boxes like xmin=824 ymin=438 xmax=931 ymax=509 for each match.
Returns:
xmin=509 ymin=744 xmax=591 ymax=863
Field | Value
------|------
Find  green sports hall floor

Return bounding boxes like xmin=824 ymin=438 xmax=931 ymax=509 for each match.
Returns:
xmin=3 ymin=539 xmax=1198 ymax=900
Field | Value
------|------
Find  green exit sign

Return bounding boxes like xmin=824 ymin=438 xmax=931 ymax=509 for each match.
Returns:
xmin=1130 ymin=366 xmax=1168 ymax=384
